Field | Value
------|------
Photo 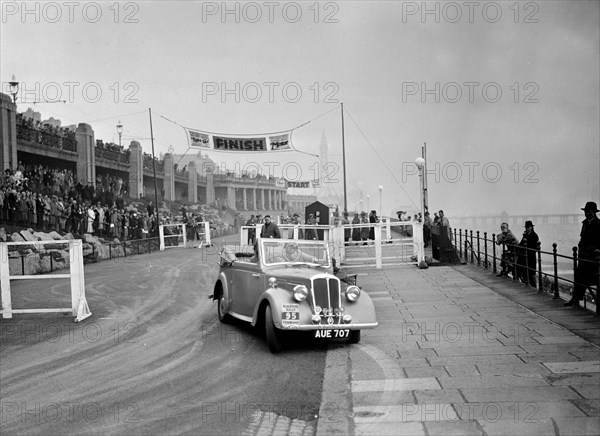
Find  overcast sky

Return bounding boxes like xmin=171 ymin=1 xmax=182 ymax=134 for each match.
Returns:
xmin=2 ymin=1 xmax=598 ymax=217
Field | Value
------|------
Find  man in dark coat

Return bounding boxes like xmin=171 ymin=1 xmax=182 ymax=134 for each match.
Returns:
xmin=368 ymin=210 xmax=378 ymax=241
xmin=260 ymin=215 xmax=281 ymax=239
xmin=147 ymin=201 xmax=154 ymax=217
xmin=342 ymin=212 xmax=351 ymax=242
xmin=306 ymin=213 xmax=318 ymax=240
xmin=246 ymin=214 xmax=257 ymax=245
xmin=518 ymin=221 xmax=540 ymax=287
xmin=566 ymin=202 xmax=600 ymax=307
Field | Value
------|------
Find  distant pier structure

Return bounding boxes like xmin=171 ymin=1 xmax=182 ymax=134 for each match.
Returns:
xmin=454 ymin=213 xmax=583 ymax=228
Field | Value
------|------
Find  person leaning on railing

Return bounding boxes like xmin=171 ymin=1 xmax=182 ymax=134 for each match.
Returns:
xmin=517 ymin=221 xmax=540 ymax=287
xmin=565 ymin=202 xmax=600 ymax=307
xmin=496 ymin=222 xmax=519 ymax=278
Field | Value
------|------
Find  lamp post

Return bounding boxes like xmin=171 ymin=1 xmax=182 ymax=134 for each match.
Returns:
xmin=415 ymin=156 xmax=428 ymax=268
xmin=415 ymin=158 xmax=425 ymax=220
xmin=360 ymin=199 xmax=363 ymax=211
xmin=378 ymin=185 xmax=383 ymax=216
xmin=8 ymin=74 xmax=19 ymax=103
xmin=116 ymin=120 xmax=123 ymax=148
xmin=366 ymin=194 xmax=370 ymax=212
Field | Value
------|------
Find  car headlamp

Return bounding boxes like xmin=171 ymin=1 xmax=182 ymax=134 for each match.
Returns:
xmin=345 ymin=285 xmax=361 ymax=302
xmin=293 ymin=285 xmax=308 ymax=302
xmin=268 ymin=277 xmax=277 ymax=288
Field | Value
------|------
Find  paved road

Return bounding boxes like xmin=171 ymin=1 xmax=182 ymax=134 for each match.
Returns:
xmin=0 ymin=235 xmax=325 ymax=435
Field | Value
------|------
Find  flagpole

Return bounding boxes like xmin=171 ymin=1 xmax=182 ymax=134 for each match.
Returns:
xmin=149 ymin=108 xmax=160 ymax=226
xmin=422 ymin=142 xmax=428 ymax=213
xmin=341 ymin=102 xmax=348 ymax=213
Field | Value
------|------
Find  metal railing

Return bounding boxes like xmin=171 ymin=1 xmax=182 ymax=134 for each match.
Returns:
xmin=17 ymin=124 xmax=78 ymax=152
xmin=456 ymin=228 xmax=599 ymax=314
xmin=95 ymin=147 xmax=130 ymax=164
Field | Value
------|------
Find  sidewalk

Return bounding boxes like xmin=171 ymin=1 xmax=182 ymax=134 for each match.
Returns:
xmin=318 ymin=263 xmax=600 ymax=436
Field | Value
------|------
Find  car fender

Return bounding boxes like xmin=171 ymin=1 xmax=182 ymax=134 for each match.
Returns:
xmin=213 ymin=272 xmax=230 ymax=308
xmin=343 ymin=290 xmax=378 ymax=325
xmin=251 ymin=287 xmax=294 ymax=328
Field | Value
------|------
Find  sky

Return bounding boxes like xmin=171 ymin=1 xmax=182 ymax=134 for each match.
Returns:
xmin=1 ymin=0 xmax=599 ymax=218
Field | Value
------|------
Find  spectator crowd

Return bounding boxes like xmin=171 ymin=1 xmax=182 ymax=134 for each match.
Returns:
xmin=16 ymin=113 xmax=77 ymax=151
xmin=1 ymin=163 xmax=156 ymax=240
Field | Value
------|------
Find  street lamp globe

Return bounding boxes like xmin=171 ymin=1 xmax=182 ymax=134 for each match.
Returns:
xmin=116 ymin=120 xmax=123 ymax=148
xmin=415 ymin=157 xmax=425 ymax=169
xmin=8 ymin=74 xmax=19 ymax=103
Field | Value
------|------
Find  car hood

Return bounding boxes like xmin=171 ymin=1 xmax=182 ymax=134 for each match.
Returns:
xmin=264 ymin=265 xmax=335 ymax=283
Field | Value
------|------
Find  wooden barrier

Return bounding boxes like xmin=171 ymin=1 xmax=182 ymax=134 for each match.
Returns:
xmin=0 ymin=239 xmax=91 ymax=322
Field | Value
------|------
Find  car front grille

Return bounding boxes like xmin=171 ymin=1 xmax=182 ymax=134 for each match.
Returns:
xmin=311 ymin=275 xmax=341 ymax=313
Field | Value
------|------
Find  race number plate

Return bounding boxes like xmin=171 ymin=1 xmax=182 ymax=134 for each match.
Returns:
xmin=314 ymin=329 xmax=350 ymax=339
xmin=281 ymin=304 xmax=300 ymax=327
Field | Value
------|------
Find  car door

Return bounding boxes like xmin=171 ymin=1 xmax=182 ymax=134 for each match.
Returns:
xmin=229 ymin=259 xmax=265 ymax=318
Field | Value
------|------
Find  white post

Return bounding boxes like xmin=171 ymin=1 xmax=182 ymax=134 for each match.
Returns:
xmin=69 ymin=240 xmax=85 ymax=316
xmin=412 ymin=221 xmax=425 ymax=264
xmin=0 ymin=243 xmax=12 ymax=319
xmin=182 ymin=224 xmax=187 ymax=247
xmin=375 ymin=224 xmax=382 ymax=269
xmin=293 ymin=224 xmax=299 ymax=240
xmin=240 ymin=227 xmax=247 ymax=246
xmin=331 ymin=225 xmax=345 ymax=264
xmin=159 ymin=225 xmax=165 ymax=251
xmin=385 ymin=217 xmax=391 ymax=240
xmin=204 ymin=222 xmax=211 ymax=246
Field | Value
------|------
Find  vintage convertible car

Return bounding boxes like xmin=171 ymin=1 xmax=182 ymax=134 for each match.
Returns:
xmin=210 ymin=238 xmax=378 ymax=353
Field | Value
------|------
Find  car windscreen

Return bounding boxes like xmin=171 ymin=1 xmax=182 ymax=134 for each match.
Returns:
xmin=261 ymin=241 xmax=329 ymax=267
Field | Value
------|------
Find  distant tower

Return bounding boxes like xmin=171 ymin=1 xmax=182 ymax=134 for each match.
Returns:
xmin=317 ymin=130 xmax=341 ymax=206
xmin=319 ymin=129 xmax=328 ymax=172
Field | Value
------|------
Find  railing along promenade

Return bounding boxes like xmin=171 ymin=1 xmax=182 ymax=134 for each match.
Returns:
xmin=95 ymin=146 xmax=130 ymax=164
xmin=17 ymin=124 xmax=77 ymax=152
xmin=456 ymin=228 xmax=599 ymax=314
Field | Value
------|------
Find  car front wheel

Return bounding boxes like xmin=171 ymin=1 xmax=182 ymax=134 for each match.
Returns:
xmin=264 ymin=304 xmax=283 ymax=353
xmin=217 ymin=293 xmax=231 ymax=324
xmin=348 ymin=330 xmax=361 ymax=344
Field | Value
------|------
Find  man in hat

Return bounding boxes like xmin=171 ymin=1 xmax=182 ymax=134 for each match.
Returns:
xmin=306 ymin=213 xmax=318 ymax=240
xmin=260 ymin=215 xmax=281 ymax=239
xmin=368 ymin=210 xmax=378 ymax=241
xmin=342 ymin=211 xmax=351 ymax=242
xmin=292 ymin=213 xmax=304 ymax=239
xmin=518 ymin=220 xmax=540 ymax=287
xmin=246 ymin=214 xmax=257 ymax=245
xmin=566 ymin=202 xmax=600 ymax=307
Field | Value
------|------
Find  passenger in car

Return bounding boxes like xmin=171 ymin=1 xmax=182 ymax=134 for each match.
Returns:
xmin=249 ymin=241 xmax=260 ymax=262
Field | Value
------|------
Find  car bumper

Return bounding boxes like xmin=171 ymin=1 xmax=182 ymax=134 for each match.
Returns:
xmin=279 ymin=322 xmax=378 ymax=331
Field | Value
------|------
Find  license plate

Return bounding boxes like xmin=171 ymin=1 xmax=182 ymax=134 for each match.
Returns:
xmin=314 ymin=329 xmax=350 ymax=339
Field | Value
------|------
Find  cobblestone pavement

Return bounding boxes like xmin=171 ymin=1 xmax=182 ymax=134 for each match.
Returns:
xmin=317 ymin=264 xmax=600 ymax=436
